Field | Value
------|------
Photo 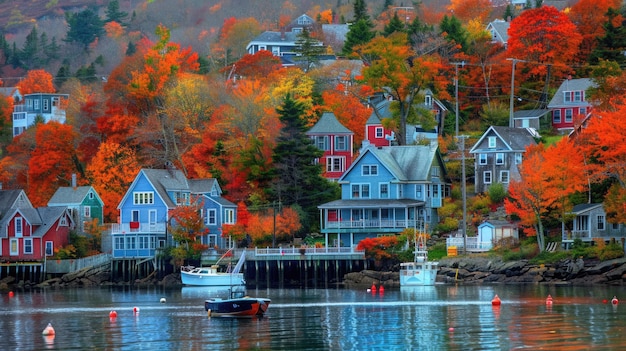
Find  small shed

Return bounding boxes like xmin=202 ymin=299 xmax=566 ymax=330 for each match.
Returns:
xmin=477 ymin=220 xmax=519 ymax=246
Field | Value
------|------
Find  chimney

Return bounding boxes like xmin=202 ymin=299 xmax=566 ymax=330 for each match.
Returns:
xmin=72 ymin=173 xmax=77 ymax=189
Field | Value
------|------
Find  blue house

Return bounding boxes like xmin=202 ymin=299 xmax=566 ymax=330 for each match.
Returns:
xmin=110 ymin=168 xmax=237 ymax=258
xmin=318 ymin=144 xmax=450 ymax=248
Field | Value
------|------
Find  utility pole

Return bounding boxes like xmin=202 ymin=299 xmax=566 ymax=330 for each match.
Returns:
xmin=457 ymin=135 xmax=468 ymax=254
xmin=453 ymin=62 xmax=465 ymax=137
xmin=507 ymin=58 xmax=518 ymax=128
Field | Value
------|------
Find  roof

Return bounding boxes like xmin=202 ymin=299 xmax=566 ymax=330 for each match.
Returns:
xmin=570 ymin=203 xmax=604 ymax=214
xmin=366 ymin=99 xmax=391 ymax=124
xmin=32 ymin=207 xmax=69 ymax=237
xmin=547 ymin=78 xmax=595 ymax=107
xmin=188 ymin=179 xmax=218 ymax=195
xmin=513 ymin=109 xmax=549 ymax=119
xmin=48 ymin=186 xmax=99 ymax=206
xmin=248 ymin=31 xmax=299 ymax=46
xmin=479 ymin=220 xmax=516 ymax=228
xmin=0 ymin=189 xmax=29 ymax=213
xmin=487 ymin=19 xmax=509 ymax=44
xmin=307 ymin=112 xmax=353 ymax=134
xmin=342 ymin=145 xmax=440 ymax=182
xmin=469 ymin=126 xmax=537 ymax=153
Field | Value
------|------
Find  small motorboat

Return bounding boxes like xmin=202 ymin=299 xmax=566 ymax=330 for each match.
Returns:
xmin=400 ymin=224 xmax=439 ymax=287
xmin=181 ymin=250 xmax=245 ymax=287
xmin=204 ymin=287 xmax=271 ymax=318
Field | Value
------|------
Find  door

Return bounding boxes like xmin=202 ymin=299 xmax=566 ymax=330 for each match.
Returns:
xmin=149 ymin=210 xmax=157 ymax=230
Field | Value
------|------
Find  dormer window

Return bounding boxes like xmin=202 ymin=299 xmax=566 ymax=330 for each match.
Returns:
xmin=564 ymin=91 xmax=571 ymax=103
xmin=425 ymin=95 xmax=432 ymax=107
xmin=574 ymin=91 xmax=582 ymax=102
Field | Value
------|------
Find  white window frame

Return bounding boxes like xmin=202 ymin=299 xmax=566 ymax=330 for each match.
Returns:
xmin=479 ymin=153 xmax=487 ymax=165
xmin=362 ymin=165 xmax=378 ymax=176
xmin=579 ymin=107 xmax=586 ymax=116
xmin=24 ymin=238 xmax=33 ymax=254
xmin=126 ymin=236 xmax=136 ymax=250
xmin=515 ymin=153 xmax=522 ymax=164
xmin=207 ymin=209 xmax=217 ymax=225
xmin=597 ymin=215 xmax=605 ymax=230
xmin=375 ymin=127 xmax=384 ymax=138
xmin=10 ymin=238 xmax=19 ymax=255
xmin=335 ymin=136 xmax=347 ymax=151
xmin=495 ymin=153 xmax=504 ymax=165
xmin=500 ymin=171 xmax=509 ymax=183
xmin=34 ymin=99 xmax=40 ymax=110
xmin=315 ymin=136 xmax=327 ymax=150
xmin=484 ymin=171 xmax=492 ymax=184
xmin=115 ymin=237 xmax=124 ymax=250
xmin=574 ymin=91 xmax=582 ymax=102
xmin=225 ymin=209 xmax=235 ymax=224
xmin=45 ymin=241 xmax=53 ymax=256
xmin=416 ymin=185 xmax=422 ymax=199
xmin=139 ymin=236 xmax=150 ymax=249
xmin=564 ymin=91 xmax=571 ymax=103
xmin=133 ymin=192 xmax=154 ymax=205
xmin=553 ymin=110 xmax=561 ymax=123
xmin=565 ymin=109 xmax=573 ymax=123
xmin=43 ymin=99 xmax=49 ymax=111
xmin=15 ymin=217 xmax=23 ymax=237
xmin=351 ymin=184 xmax=370 ymax=199
xmin=326 ymin=156 xmax=345 ymax=173
xmin=379 ymin=183 xmax=389 ymax=199
xmin=84 ymin=206 xmax=91 ymax=218
xmin=488 ymin=137 xmax=496 ymax=148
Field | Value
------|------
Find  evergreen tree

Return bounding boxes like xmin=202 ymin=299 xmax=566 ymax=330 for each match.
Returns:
xmin=407 ymin=16 xmax=434 ymax=48
xmin=270 ymin=95 xmax=336 ymax=233
xmin=125 ymin=41 xmax=137 ymax=56
xmin=293 ymin=27 xmax=325 ymax=71
xmin=20 ymin=26 xmax=39 ymax=68
xmin=56 ymin=60 xmax=71 ymax=87
xmin=342 ymin=0 xmax=375 ymax=55
xmin=0 ymin=33 xmax=10 ymax=65
xmin=383 ymin=11 xmax=405 ymax=37
xmin=105 ymin=0 xmax=128 ymax=26
xmin=65 ymin=8 xmax=105 ymax=48
xmin=590 ymin=8 xmax=626 ymax=67
xmin=75 ymin=63 xmax=98 ymax=83
xmin=503 ymin=5 xmax=514 ymax=21
xmin=45 ymin=36 xmax=61 ymax=61
xmin=10 ymin=42 xmax=20 ymax=68
xmin=440 ymin=15 xmax=468 ymax=52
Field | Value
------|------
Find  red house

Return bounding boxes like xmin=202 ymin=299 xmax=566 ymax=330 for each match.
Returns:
xmin=547 ymin=78 xmax=595 ymax=133
xmin=307 ymin=112 xmax=354 ymax=180
xmin=0 ymin=190 xmax=72 ymax=261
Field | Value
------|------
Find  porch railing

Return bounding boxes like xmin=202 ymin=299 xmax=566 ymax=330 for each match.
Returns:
xmin=110 ymin=222 xmax=166 ymax=234
xmin=324 ymin=219 xmax=420 ymax=229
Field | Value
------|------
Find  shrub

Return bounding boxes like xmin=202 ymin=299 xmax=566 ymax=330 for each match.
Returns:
xmin=487 ymin=183 xmax=507 ymax=204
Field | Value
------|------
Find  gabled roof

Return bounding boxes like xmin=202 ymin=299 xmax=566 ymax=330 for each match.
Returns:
xmin=307 ymin=112 xmax=353 ymax=134
xmin=570 ymin=203 xmax=604 ymax=214
xmin=204 ymin=195 xmax=237 ymax=208
xmin=469 ymin=126 xmax=536 ymax=153
xmin=513 ymin=109 xmax=549 ymax=119
xmin=188 ymin=179 xmax=219 ymax=195
xmin=48 ymin=186 xmax=103 ymax=207
xmin=340 ymin=145 xmax=440 ymax=182
xmin=547 ymin=78 xmax=595 ymax=107
xmin=32 ymin=207 xmax=70 ymax=237
xmin=487 ymin=19 xmax=509 ymax=44
xmin=366 ymin=99 xmax=391 ymax=125
xmin=247 ymin=31 xmax=299 ymax=47
xmin=0 ymin=189 xmax=33 ymax=215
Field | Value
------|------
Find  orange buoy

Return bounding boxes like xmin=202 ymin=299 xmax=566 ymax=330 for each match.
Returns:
xmin=612 ymin=296 xmax=619 ymax=305
xmin=546 ymin=295 xmax=553 ymax=305
xmin=491 ymin=294 xmax=501 ymax=306
xmin=8 ymin=291 xmax=14 ymax=298
xmin=42 ymin=323 xmax=55 ymax=336
xmin=109 ymin=310 xmax=118 ymax=318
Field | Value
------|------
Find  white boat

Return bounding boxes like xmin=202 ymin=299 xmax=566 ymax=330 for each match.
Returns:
xmin=180 ymin=250 xmax=246 ymax=287
xmin=400 ymin=226 xmax=439 ymax=286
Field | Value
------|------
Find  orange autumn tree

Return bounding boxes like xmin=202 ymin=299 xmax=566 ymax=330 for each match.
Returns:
xmin=504 ymin=141 xmax=587 ymax=252
xmin=321 ymin=85 xmax=371 ymax=146
xmin=275 ymin=206 xmax=302 ymax=242
xmin=506 ymin=6 xmax=582 ymax=79
xmin=357 ymin=236 xmax=401 ymax=267
xmin=567 ymin=0 xmax=622 ymax=61
xmin=86 ymin=141 xmax=141 ymax=221
xmin=168 ymin=201 xmax=210 ymax=265
xmin=27 ymin=122 xmax=80 ymax=207
xmin=17 ymin=69 xmax=55 ymax=95
xmin=447 ymin=0 xmax=492 ymax=23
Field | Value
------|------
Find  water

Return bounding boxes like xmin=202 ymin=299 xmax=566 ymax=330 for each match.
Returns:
xmin=2 ymin=284 xmax=626 ymax=350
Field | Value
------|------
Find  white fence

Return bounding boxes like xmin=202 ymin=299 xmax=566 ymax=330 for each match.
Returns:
xmin=446 ymin=237 xmax=492 ymax=252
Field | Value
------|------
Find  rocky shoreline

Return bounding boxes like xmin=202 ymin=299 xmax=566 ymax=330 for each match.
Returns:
xmin=343 ymin=256 xmax=626 ymax=289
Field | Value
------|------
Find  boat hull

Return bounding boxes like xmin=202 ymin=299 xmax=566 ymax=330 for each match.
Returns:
xmin=399 ymin=261 xmax=439 ymax=286
xmin=204 ymin=297 xmax=271 ymax=317
xmin=181 ymin=271 xmax=245 ymax=286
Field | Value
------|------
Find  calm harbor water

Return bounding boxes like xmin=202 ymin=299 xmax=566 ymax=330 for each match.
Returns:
xmin=2 ymin=284 xmax=626 ymax=350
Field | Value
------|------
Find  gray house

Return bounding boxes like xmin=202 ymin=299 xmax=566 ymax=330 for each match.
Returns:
xmin=469 ymin=126 xmax=537 ymax=194
xmin=48 ymin=185 xmax=104 ymax=233
xmin=562 ymin=203 xmax=626 ymax=248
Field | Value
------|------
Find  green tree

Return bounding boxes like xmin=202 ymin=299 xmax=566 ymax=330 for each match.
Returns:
xmin=440 ymin=15 xmax=468 ymax=52
xmin=342 ymin=0 xmax=375 ymax=56
xmin=65 ymin=8 xmax=105 ymax=48
xmin=270 ymin=94 xmax=336 ymax=234
xmin=383 ymin=12 xmax=405 ymax=37
xmin=293 ymin=27 xmax=325 ymax=71
xmin=589 ymin=8 xmax=626 ymax=67
xmin=105 ymin=0 xmax=128 ymax=25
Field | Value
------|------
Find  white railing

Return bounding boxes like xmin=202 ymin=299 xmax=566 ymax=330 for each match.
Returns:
xmin=325 ymin=219 xmax=420 ymax=229
xmin=110 ymin=222 xmax=166 ymax=234
xmin=255 ymin=246 xmax=364 ymax=256
xmin=446 ymin=237 xmax=492 ymax=252
xmin=46 ymin=253 xmax=112 ymax=274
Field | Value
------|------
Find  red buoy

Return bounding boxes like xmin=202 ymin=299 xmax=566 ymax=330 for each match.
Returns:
xmin=133 ymin=307 xmax=140 ymax=314
xmin=546 ymin=295 xmax=553 ymax=305
xmin=491 ymin=294 xmax=501 ymax=306
xmin=42 ymin=323 xmax=55 ymax=336
xmin=109 ymin=310 xmax=118 ymax=318
xmin=371 ymin=283 xmax=377 ymax=293
xmin=612 ymin=296 xmax=619 ymax=305
xmin=8 ymin=291 xmax=14 ymax=298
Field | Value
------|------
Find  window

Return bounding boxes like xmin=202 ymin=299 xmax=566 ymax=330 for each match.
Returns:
xmin=315 ymin=136 xmax=328 ymax=150
xmin=431 ymin=166 xmax=440 ymax=177
xmin=326 ymin=157 xmax=345 ymax=173
xmin=292 ymin=27 xmax=303 ymax=33
xmin=89 ymin=192 xmax=94 ymax=199
xmin=207 ymin=209 xmax=217 ymax=225
xmin=13 ymin=112 xmax=26 ymax=120
xmin=45 ymin=241 xmax=53 ymax=256
xmin=488 ymin=136 xmax=496 ymax=148
xmin=10 ymin=238 xmax=18 ymax=255
xmin=24 ymin=238 xmax=32 ymax=254
xmin=425 ymin=95 xmax=432 ymax=106
xmin=131 ymin=210 xmax=139 ymax=222
xmin=375 ymin=127 xmax=384 ymax=138
xmin=133 ymin=192 xmax=154 ymax=205
xmin=84 ymin=206 xmax=91 ymax=218
xmin=34 ymin=99 xmax=40 ymax=110
xmin=479 ymin=154 xmax=487 ymax=165
xmin=43 ymin=99 xmax=49 ymax=111
xmin=225 ymin=209 xmax=235 ymax=224
xmin=379 ymin=183 xmax=389 ymax=198
xmin=126 ymin=236 xmax=136 ymax=250
xmin=335 ymin=136 xmax=347 ymax=151
xmin=565 ymin=109 xmax=573 ymax=122
xmin=139 ymin=236 xmax=150 ymax=249
xmin=52 ymin=97 xmax=59 ymax=107
xmin=597 ymin=215 xmax=605 ymax=230
xmin=115 ymin=237 xmax=124 ymax=250
xmin=500 ymin=171 xmax=509 ymax=183
xmin=416 ymin=185 xmax=422 ymax=199
xmin=362 ymin=165 xmax=378 ymax=176
xmin=495 ymin=153 xmax=504 ymax=165
xmin=515 ymin=153 xmax=522 ymax=164
xmin=579 ymin=107 xmax=586 ymax=116
xmin=574 ymin=91 xmax=582 ymax=102
xmin=484 ymin=171 xmax=492 ymax=184
xmin=351 ymin=184 xmax=370 ymax=198
xmin=564 ymin=91 xmax=571 ymax=102
xmin=553 ymin=110 xmax=561 ymax=123
xmin=15 ymin=217 xmax=23 ymax=237
xmin=59 ymin=215 xmax=67 ymax=226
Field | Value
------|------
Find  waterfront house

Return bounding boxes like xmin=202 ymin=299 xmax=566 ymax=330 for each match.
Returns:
xmin=47 ymin=182 xmax=104 ymax=233
xmin=547 ymin=78 xmax=595 ymax=133
xmin=307 ymin=111 xmax=354 ymax=181
xmin=0 ymin=189 xmax=72 ymax=261
xmin=318 ymin=144 xmax=450 ymax=248
xmin=12 ymin=93 xmax=69 ymax=137
xmin=111 ymin=168 xmax=236 ymax=259
xmin=562 ymin=203 xmax=626 ymax=249
xmin=469 ymin=126 xmax=537 ymax=194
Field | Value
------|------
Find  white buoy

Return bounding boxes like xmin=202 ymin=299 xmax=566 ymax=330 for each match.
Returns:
xmin=160 ymin=297 xmax=166 ymax=303
xmin=133 ymin=306 xmax=140 ymax=314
